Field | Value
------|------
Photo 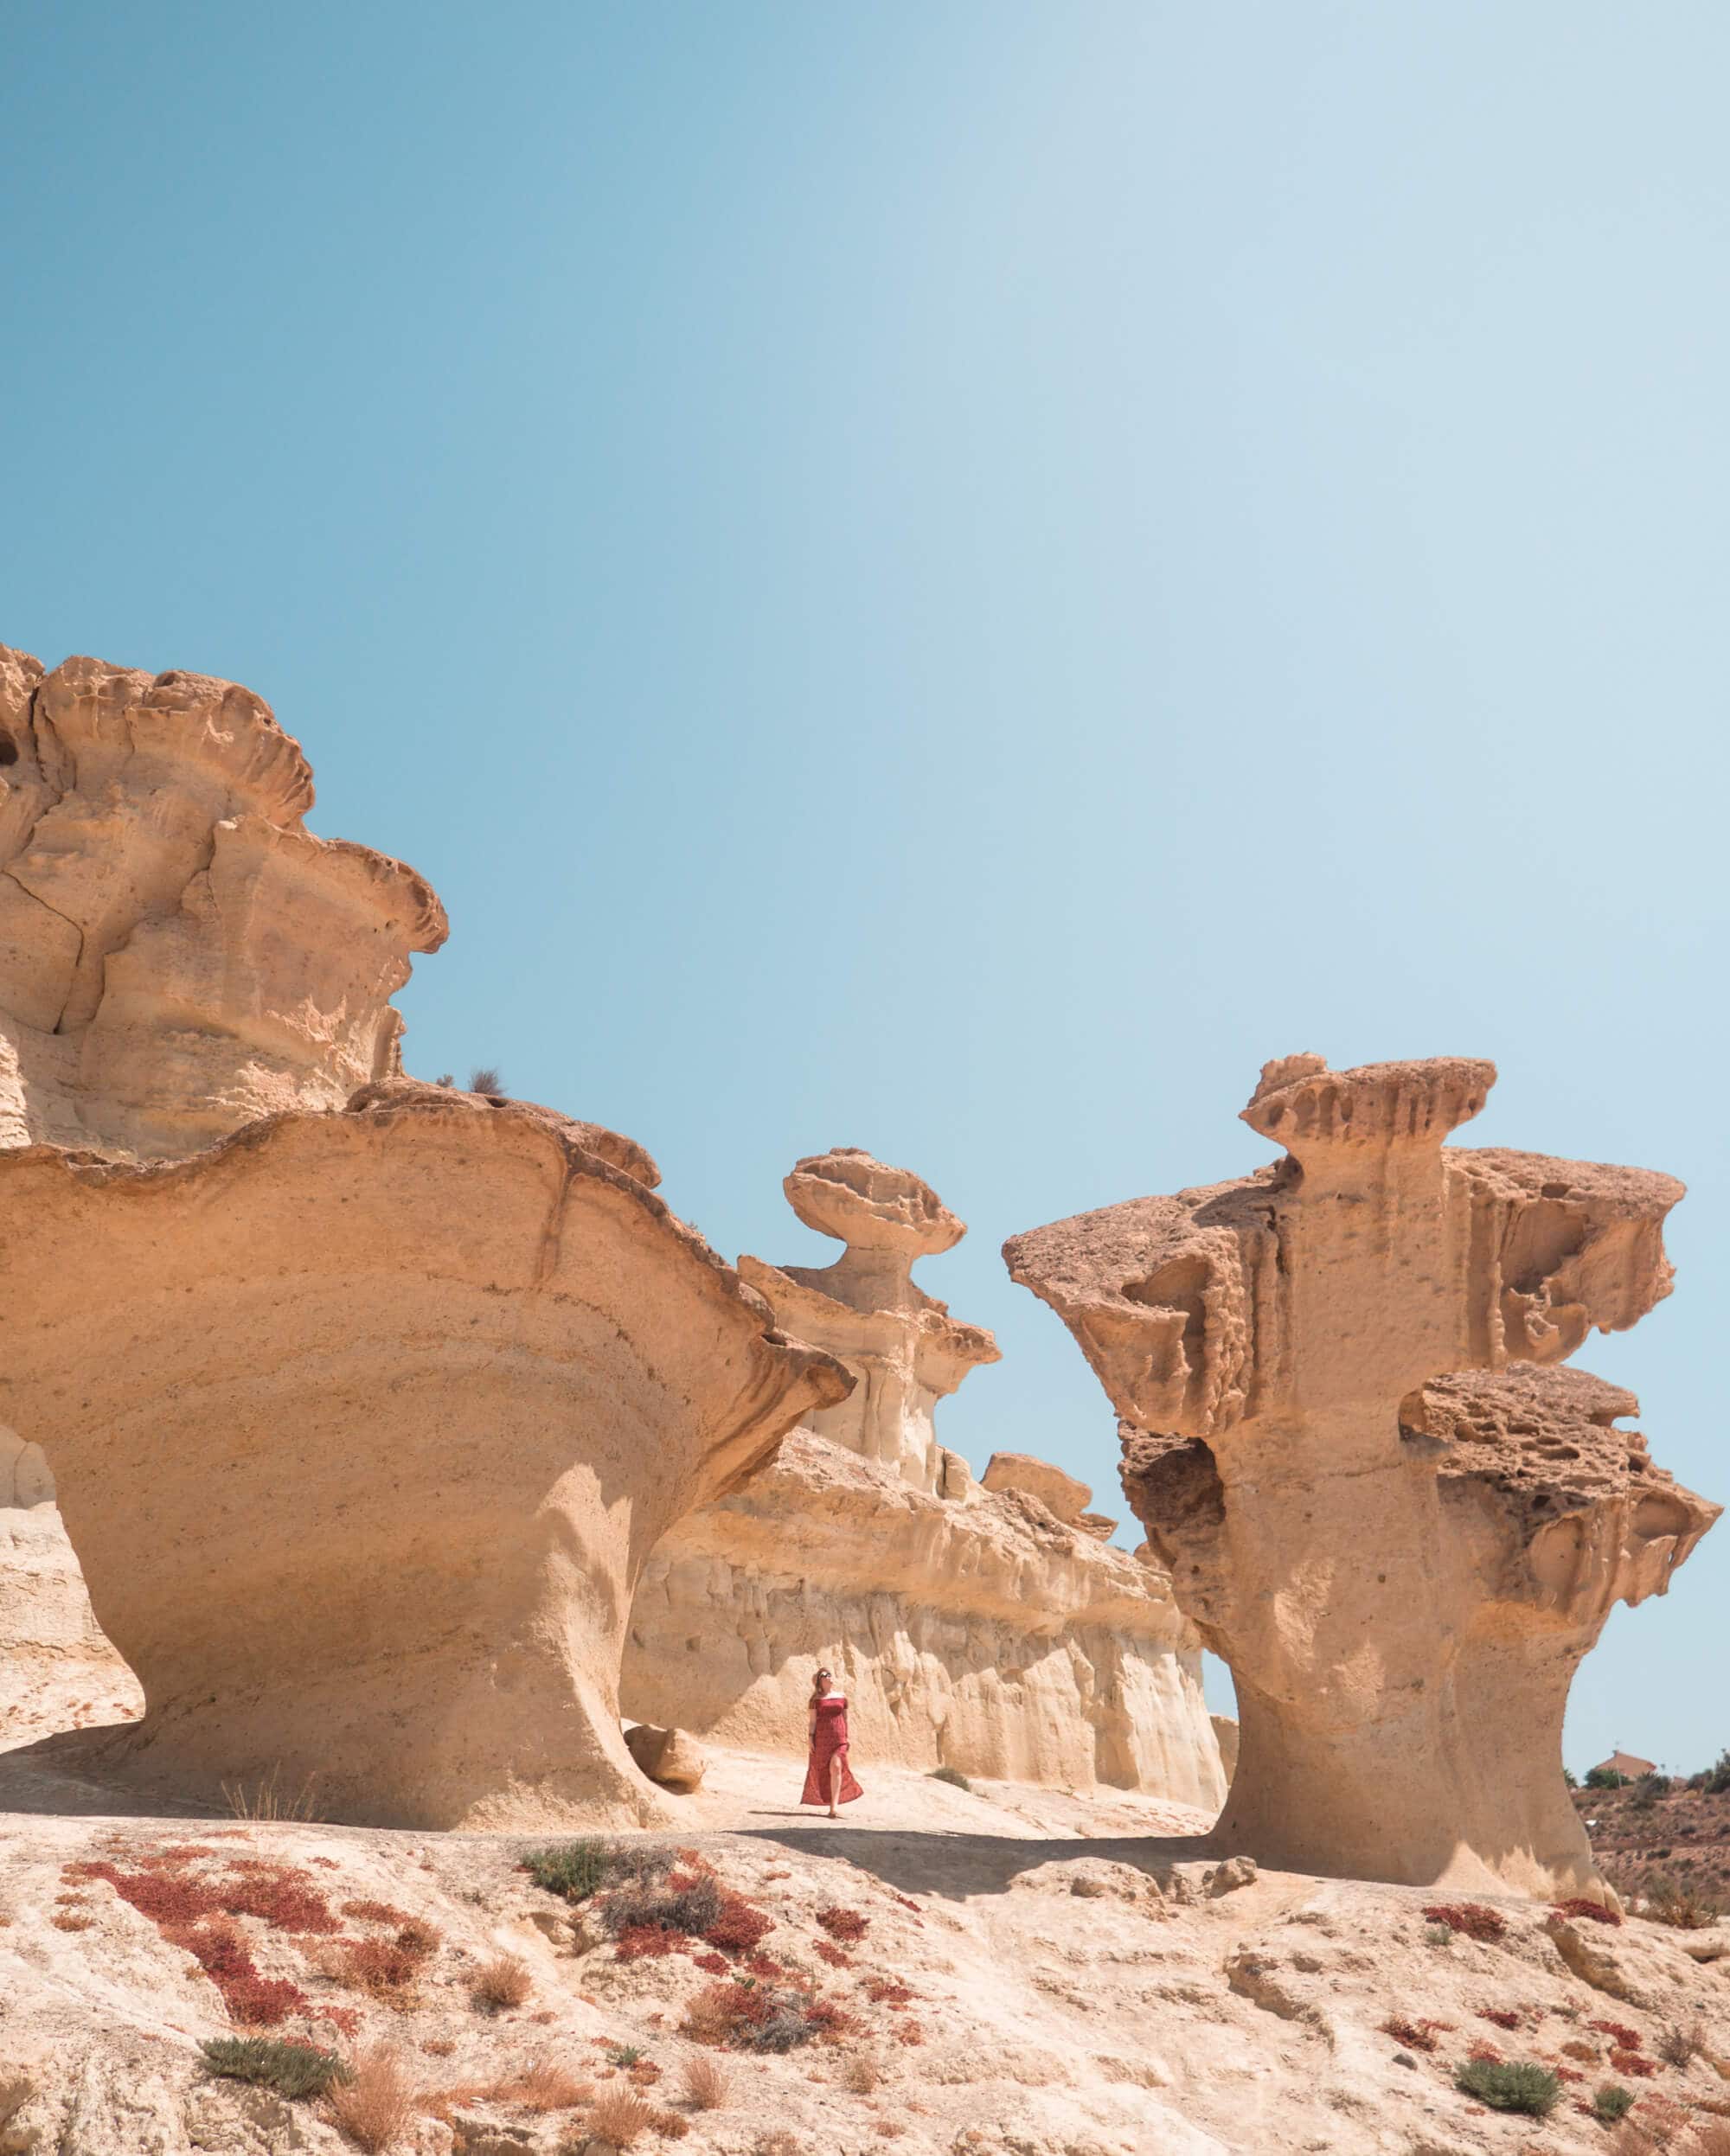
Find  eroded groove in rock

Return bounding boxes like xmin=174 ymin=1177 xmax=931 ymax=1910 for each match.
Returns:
xmin=1004 ymin=1053 xmax=1719 ymax=1896
xmin=624 ymin=1148 xmax=1226 ymax=1805
xmin=0 ymin=1088 xmax=850 ymax=1827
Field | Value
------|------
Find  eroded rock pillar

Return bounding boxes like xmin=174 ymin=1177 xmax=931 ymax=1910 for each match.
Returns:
xmin=1005 ymin=1055 xmax=1718 ymax=1895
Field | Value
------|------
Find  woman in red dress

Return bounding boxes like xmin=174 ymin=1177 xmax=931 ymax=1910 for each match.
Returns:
xmin=800 ymin=1666 xmax=862 ymax=1816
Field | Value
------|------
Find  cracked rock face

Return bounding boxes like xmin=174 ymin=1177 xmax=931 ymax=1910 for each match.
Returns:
xmin=0 ymin=643 xmax=445 ymax=1157
xmin=1005 ymin=1054 xmax=1719 ymax=1897
xmin=0 ymin=1086 xmax=849 ymax=1827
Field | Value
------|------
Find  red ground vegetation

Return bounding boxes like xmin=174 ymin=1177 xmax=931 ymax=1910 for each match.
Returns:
xmin=1421 ymin=1903 xmax=1508 ymax=1942
xmin=815 ymin=1906 xmax=870 ymax=1943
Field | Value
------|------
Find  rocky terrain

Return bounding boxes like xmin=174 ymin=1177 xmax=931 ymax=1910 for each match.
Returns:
xmin=2 ymin=1737 xmax=1729 ymax=2156
xmin=1579 ymin=1777 xmax=1730 ymax=1915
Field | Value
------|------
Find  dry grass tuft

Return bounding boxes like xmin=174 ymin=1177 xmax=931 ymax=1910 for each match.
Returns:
xmin=649 ymin=2113 xmax=691 ymax=2141
xmin=676 ymin=2050 xmax=730 ymax=2109
xmin=842 ymin=2054 xmax=881 ymax=2095
xmin=326 ymin=2045 xmax=416 ymax=2152
xmin=583 ymin=2088 xmax=656 ymax=2148
xmin=471 ymin=1951 xmax=532 ymax=2012
xmin=490 ymin=2060 xmax=592 ymax=2112
xmin=221 ymin=1764 xmax=324 ymax=1822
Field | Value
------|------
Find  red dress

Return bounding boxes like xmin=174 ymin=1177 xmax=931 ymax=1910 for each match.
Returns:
xmin=801 ymin=1692 xmax=863 ymax=1806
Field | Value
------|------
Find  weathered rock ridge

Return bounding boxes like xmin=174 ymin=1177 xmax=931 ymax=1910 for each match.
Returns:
xmin=624 ymin=1429 xmax=1226 ymax=1803
xmin=625 ymin=1148 xmax=1226 ymax=1806
xmin=1005 ymin=1053 xmax=1719 ymax=1896
xmin=0 ymin=1084 xmax=849 ymax=1826
xmin=0 ymin=643 xmax=446 ymax=1157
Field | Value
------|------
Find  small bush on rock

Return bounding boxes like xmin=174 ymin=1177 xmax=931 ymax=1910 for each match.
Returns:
xmin=1554 ymin=1897 xmax=1623 ymax=1926
xmin=1594 ymin=2087 xmax=1637 ymax=2123
xmin=676 ymin=2051 xmax=730 ymax=2109
xmin=815 ymin=1906 xmax=869 ymax=1943
xmin=326 ymin=2044 xmax=416 ymax=2152
xmin=1454 ymin=2057 xmax=1560 ymax=2115
xmin=583 ymin=2089 xmax=655 ymax=2149
xmin=200 ymin=2037 xmax=349 ymax=2100
xmin=522 ymin=1839 xmax=616 ymax=1902
xmin=1423 ymin=1902 xmax=1508 ymax=1943
xmin=471 ymin=1953 xmax=531 ymax=2012
xmin=929 ymin=1767 xmax=971 ymax=1791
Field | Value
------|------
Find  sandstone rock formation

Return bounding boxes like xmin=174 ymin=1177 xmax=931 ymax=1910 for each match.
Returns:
xmin=0 ymin=1083 xmax=849 ymax=1827
xmin=738 ymin=1148 xmax=999 ymax=1494
xmin=625 ymin=1430 xmax=1226 ymax=1802
xmin=0 ymin=643 xmax=446 ymax=1156
xmin=623 ymin=1722 xmax=708 ymax=1791
xmin=1004 ymin=1053 xmax=1719 ymax=1896
xmin=0 ymin=1428 xmax=139 ymax=1743
xmin=625 ymin=1150 xmax=1227 ymax=1807
xmin=0 ymin=642 xmax=457 ymax=1756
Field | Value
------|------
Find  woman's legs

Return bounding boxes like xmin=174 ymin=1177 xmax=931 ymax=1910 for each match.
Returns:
xmin=828 ymin=1749 xmax=843 ymax=1817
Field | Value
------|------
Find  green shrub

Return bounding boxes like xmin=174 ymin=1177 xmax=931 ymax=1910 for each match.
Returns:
xmin=929 ymin=1766 xmax=972 ymax=1792
xmin=1453 ymin=2058 xmax=1560 ymax=2116
xmin=522 ymin=1839 xmax=615 ymax=1901
xmin=200 ymin=2037 xmax=349 ymax=2100
xmin=1563 ymin=1767 xmax=1579 ymax=1788
xmin=1585 ymin=1767 xmax=1631 ymax=1789
xmin=1592 ymin=2085 xmax=1636 ymax=2123
xmin=1698 ymin=1749 xmax=1730 ymax=1795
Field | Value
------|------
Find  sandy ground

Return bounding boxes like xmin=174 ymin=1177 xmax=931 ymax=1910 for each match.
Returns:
xmin=3 ymin=1726 xmax=1729 ymax=2156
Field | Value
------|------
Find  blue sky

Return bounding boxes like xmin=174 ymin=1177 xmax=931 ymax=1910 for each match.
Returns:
xmin=3 ymin=3 xmax=1724 ymax=1771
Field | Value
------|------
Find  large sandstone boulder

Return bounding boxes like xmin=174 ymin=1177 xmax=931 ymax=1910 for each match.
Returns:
xmin=1005 ymin=1053 xmax=1719 ymax=1897
xmin=625 ymin=1149 xmax=1226 ymax=1807
xmin=0 ymin=1084 xmax=848 ymax=1826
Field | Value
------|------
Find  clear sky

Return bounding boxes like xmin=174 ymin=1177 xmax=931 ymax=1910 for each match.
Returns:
xmin=3 ymin=3 xmax=1724 ymax=1774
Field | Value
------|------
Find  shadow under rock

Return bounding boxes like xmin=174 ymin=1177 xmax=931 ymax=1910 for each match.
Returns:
xmin=0 ymin=1731 xmax=219 ymax=1820
xmin=736 ymin=1822 xmax=1224 ymax=1899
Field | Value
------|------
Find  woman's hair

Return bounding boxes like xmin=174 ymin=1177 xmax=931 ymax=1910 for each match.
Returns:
xmin=811 ymin=1666 xmax=833 ymax=1695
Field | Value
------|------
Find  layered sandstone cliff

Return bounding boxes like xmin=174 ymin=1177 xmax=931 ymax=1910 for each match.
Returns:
xmin=0 ymin=643 xmax=446 ymax=1155
xmin=0 ymin=1084 xmax=848 ymax=1827
xmin=1005 ymin=1053 xmax=1719 ymax=1896
xmin=0 ymin=639 xmax=450 ymax=1751
xmin=625 ymin=1148 xmax=1227 ymax=1807
xmin=0 ymin=641 xmax=851 ymax=1824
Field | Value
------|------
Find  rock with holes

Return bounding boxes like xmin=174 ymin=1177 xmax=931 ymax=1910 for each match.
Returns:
xmin=623 ymin=1150 xmax=1226 ymax=1806
xmin=0 ymin=642 xmax=445 ymax=1157
xmin=0 ymin=1082 xmax=849 ymax=1828
xmin=1004 ymin=1053 xmax=1719 ymax=1897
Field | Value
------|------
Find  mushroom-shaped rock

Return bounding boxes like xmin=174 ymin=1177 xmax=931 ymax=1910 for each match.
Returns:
xmin=0 ymin=643 xmax=446 ymax=1157
xmin=740 ymin=1147 xmax=998 ymax=1492
xmin=1005 ymin=1053 xmax=1716 ymax=1897
xmin=624 ymin=1723 xmax=708 ymax=1792
xmin=0 ymin=1091 xmax=849 ymax=1827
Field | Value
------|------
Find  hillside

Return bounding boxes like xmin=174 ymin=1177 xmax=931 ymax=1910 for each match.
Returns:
xmin=3 ymin=1739 xmax=1730 ymax=2156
